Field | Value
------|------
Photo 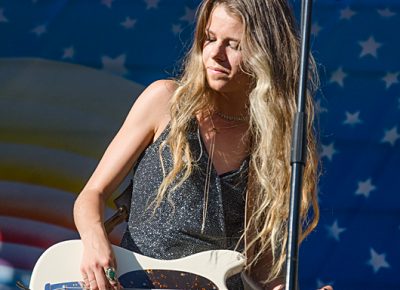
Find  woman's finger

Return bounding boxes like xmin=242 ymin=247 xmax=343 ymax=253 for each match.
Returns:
xmin=80 ymin=271 xmax=89 ymax=288
xmin=92 ymin=267 xmax=108 ymax=290
xmin=80 ymin=269 xmax=91 ymax=290
xmin=85 ymin=271 xmax=98 ymax=290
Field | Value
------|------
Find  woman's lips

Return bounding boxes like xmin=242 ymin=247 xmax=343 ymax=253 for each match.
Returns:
xmin=208 ymin=67 xmax=229 ymax=75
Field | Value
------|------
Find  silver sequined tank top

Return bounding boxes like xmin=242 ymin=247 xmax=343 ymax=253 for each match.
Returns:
xmin=120 ymin=118 xmax=249 ymax=260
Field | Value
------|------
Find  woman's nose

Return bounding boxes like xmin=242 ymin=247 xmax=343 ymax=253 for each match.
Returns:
xmin=210 ymin=42 xmax=226 ymax=61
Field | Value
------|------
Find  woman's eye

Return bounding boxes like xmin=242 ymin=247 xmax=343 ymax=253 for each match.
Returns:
xmin=205 ymin=36 xmax=215 ymax=42
xmin=229 ymin=42 xmax=240 ymax=50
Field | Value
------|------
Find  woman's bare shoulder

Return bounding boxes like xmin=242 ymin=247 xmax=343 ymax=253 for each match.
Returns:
xmin=139 ymin=79 xmax=178 ymax=103
xmin=132 ymin=79 xmax=178 ymax=138
xmin=133 ymin=80 xmax=175 ymax=114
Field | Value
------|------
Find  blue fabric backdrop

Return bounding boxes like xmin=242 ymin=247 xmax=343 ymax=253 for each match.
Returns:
xmin=0 ymin=0 xmax=399 ymax=289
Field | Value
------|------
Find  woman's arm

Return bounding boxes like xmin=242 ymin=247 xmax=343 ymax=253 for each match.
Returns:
xmin=73 ymin=79 xmax=176 ymax=290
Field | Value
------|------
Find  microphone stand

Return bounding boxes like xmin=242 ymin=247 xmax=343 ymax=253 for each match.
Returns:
xmin=285 ymin=0 xmax=314 ymax=289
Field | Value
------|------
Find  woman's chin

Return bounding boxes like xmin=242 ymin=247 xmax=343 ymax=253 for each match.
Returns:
xmin=207 ymin=81 xmax=231 ymax=93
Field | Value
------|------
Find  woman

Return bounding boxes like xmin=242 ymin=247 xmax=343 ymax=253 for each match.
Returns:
xmin=74 ymin=0 xmax=331 ymax=289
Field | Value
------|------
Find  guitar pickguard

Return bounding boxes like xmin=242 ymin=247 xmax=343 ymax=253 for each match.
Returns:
xmin=119 ymin=269 xmax=218 ymax=289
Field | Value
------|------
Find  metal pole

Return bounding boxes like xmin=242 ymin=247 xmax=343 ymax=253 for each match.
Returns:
xmin=285 ymin=0 xmax=314 ymax=289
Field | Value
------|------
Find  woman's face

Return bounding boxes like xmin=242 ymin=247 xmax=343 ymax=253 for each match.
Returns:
xmin=202 ymin=5 xmax=251 ymax=97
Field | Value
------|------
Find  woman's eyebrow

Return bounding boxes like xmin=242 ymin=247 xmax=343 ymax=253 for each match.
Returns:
xmin=205 ymin=28 xmax=240 ymax=42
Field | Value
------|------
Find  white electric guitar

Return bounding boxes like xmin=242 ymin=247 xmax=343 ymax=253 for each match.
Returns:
xmin=28 ymin=240 xmax=245 ymax=290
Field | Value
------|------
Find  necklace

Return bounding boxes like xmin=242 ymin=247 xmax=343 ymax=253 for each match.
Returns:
xmin=201 ymin=111 xmax=216 ymax=233
xmin=216 ymin=111 xmax=247 ymax=122
xmin=200 ymin=111 xmax=248 ymax=233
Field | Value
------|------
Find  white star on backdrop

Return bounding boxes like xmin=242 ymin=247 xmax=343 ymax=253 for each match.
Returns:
xmin=326 ymin=220 xmax=346 ymax=241
xmin=0 ymin=1 xmax=398 ymax=288
xmin=101 ymin=54 xmax=128 ymax=76
xmin=367 ymin=248 xmax=390 ymax=273
xmin=359 ymin=36 xmax=382 ymax=58
xmin=31 ymin=24 xmax=47 ymax=36
xmin=330 ymin=67 xmax=347 ymax=87
xmin=381 ymin=126 xmax=400 ymax=146
xmin=172 ymin=24 xmax=183 ymax=35
xmin=311 ymin=22 xmax=323 ymax=37
xmin=101 ymin=0 xmax=114 ymax=8
xmin=180 ymin=6 xmax=196 ymax=23
xmin=145 ymin=0 xmax=160 ymax=10
xmin=120 ymin=17 xmax=137 ymax=29
xmin=62 ymin=46 xmax=74 ymax=59
xmin=315 ymin=99 xmax=328 ymax=114
xmin=382 ymin=72 xmax=399 ymax=89
xmin=321 ymin=142 xmax=337 ymax=161
xmin=343 ymin=111 xmax=362 ymax=126
xmin=377 ymin=8 xmax=396 ymax=18
xmin=340 ymin=7 xmax=357 ymax=20
xmin=0 ymin=8 xmax=9 ymax=22
xmin=355 ymin=178 xmax=376 ymax=198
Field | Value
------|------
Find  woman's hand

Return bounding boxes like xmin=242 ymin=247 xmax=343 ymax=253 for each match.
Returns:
xmin=80 ymin=227 xmax=121 ymax=290
xmin=74 ymin=192 xmax=121 ymax=289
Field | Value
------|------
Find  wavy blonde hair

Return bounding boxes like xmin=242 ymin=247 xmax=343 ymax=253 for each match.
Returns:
xmin=154 ymin=0 xmax=320 ymax=284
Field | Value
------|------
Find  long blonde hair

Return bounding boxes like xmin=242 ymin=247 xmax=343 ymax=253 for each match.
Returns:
xmin=155 ymin=0 xmax=319 ymax=283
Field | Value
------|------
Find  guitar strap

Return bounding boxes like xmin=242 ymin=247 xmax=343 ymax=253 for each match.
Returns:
xmin=104 ymin=179 xmax=133 ymax=234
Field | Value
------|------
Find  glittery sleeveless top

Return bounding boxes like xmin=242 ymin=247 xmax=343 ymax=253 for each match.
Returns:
xmin=120 ymin=118 xmax=249 ymax=260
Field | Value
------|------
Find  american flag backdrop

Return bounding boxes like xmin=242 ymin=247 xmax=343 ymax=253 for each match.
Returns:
xmin=0 ymin=0 xmax=399 ymax=289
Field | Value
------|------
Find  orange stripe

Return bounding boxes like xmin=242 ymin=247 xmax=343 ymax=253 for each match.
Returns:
xmin=0 ymin=164 xmax=84 ymax=193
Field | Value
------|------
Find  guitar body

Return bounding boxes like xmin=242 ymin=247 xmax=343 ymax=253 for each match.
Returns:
xmin=29 ymin=240 xmax=245 ymax=290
